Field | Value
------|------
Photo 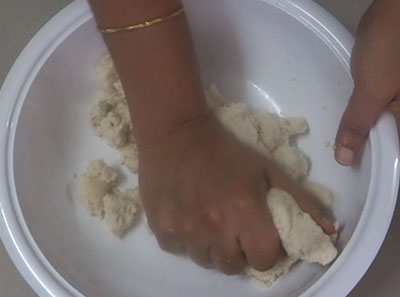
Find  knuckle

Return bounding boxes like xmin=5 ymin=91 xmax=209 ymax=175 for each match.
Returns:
xmin=204 ymin=212 xmax=221 ymax=226
xmin=251 ymin=257 xmax=278 ymax=271
xmin=339 ymin=121 xmax=369 ymax=138
xmin=157 ymin=237 xmax=175 ymax=252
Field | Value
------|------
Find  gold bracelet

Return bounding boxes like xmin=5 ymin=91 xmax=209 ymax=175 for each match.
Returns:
xmin=98 ymin=7 xmax=184 ymax=34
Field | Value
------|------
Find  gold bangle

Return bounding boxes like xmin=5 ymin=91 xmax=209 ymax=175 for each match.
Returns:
xmin=98 ymin=7 xmax=184 ymax=34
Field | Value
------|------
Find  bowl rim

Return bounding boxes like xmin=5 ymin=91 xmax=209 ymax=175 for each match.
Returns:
xmin=0 ymin=0 xmax=398 ymax=296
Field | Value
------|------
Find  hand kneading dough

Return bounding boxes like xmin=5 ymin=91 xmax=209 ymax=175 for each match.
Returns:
xmin=103 ymin=188 xmax=141 ymax=237
xmin=77 ymin=159 xmax=140 ymax=237
xmin=246 ymin=189 xmax=337 ymax=286
xmin=77 ymin=159 xmax=117 ymax=218
xmin=81 ymin=55 xmax=338 ymax=286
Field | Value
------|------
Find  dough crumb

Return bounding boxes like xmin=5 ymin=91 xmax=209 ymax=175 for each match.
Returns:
xmin=325 ymin=140 xmax=332 ymax=148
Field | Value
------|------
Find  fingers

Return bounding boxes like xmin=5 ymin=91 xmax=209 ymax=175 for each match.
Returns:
xmin=208 ymin=239 xmax=247 ymax=275
xmin=238 ymin=211 xmax=282 ymax=271
xmin=150 ymin=201 xmax=185 ymax=253
xmin=266 ymin=163 xmax=335 ymax=235
xmin=186 ymin=244 xmax=212 ymax=268
xmin=387 ymin=94 xmax=400 ymax=140
xmin=335 ymin=87 xmax=386 ymax=166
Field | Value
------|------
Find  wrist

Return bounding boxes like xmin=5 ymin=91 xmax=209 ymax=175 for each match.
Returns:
xmin=130 ymin=93 xmax=211 ymax=150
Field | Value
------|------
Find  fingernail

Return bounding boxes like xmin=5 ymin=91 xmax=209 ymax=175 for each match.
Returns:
xmin=335 ymin=146 xmax=354 ymax=166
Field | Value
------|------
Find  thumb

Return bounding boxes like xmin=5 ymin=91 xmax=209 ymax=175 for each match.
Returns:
xmin=335 ymin=87 xmax=386 ymax=166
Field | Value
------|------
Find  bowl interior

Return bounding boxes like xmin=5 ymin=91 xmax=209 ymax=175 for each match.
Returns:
xmin=13 ymin=1 xmax=371 ymax=296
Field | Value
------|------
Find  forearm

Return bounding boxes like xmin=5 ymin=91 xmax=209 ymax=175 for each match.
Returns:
xmin=88 ymin=0 xmax=208 ymax=148
xmin=359 ymin=0 xmax=400 ymax=34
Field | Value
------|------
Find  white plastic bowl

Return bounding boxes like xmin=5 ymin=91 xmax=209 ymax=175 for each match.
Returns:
xmin=0 ymin=0 xmax=399 ymax=296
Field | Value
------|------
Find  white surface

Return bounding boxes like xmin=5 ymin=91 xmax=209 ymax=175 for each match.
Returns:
xmin=1 ymin=0 xmax=398 ymax=294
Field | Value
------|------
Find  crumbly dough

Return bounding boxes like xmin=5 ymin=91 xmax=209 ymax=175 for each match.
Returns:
xmin=77 ymin=159 xmax=140 ymax=237
xmin=103 ymin=188 xmax=141 ymax=237
xmin=77 ymin=159 xmax=117 ymax=218
xmin=81 ymin=55 xmax=339 ymax=285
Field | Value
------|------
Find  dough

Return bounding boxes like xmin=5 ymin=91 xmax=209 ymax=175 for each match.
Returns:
xmin=246 ymin=189 xmax=337 ymax=286
xmin=284 ymin=117 xmax=308 ymax=135
xmin=267 ymin=189 xmax=337 ymax=264
xmin=81 ymin=54 xmax=339 ymax=285
xmin=272 ymin=145 xmax=309 ymax=180
xmin=215 ymin=102 xmax=259 ymax=150
xmin=77 ymin=159 xmax=140 ymax=237
xmin=204 ymin=84 xmax=228 ymax=109
xmin=77 ymin=159 xmax=117 ymax=218
xmin=96 ymin=54 xmax=119 ymax=89
xmin=245 ymin=256 xmax=298 ymax=287
xmin=255 ymin=112 xmax=289 ymax=152
xmin=120 ymin=142 xmax=139 ymax=174
xmin=89 ymin=91 xmax=131 ymax=149
xmin=103 ymin=188 xmax=141 ymax=237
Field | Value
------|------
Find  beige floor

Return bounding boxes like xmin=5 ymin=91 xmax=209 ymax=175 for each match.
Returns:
xmin=1 ymin=0 xmax=399 ymax=296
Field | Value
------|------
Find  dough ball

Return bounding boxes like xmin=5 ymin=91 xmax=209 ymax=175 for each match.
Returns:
xmin=96 ymin=55 xmax=119 ymax=89
xmin=120 ymin=142 xmax=139 ymax=173
xmin=77 ymin=160 xmax=117 ymax=218
xmin=284 ymin=117 xmax=308 ymax=135
xmin=303 ymin=181 xmax=334 ymax=209
xmin=103 ymin=187 xmax=141 ymax=237
xmin=245 ymin=256 xmax=298 ymax=287
xmin=272 ymin=145 xmax=309 ymax=180
xmin=255 ymin=113 xmax=289 ymax=152
xmin=267 ymin=188 xmax=337 ymax=265
xmin=216 ymin=103 xmax=259 ymax=149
